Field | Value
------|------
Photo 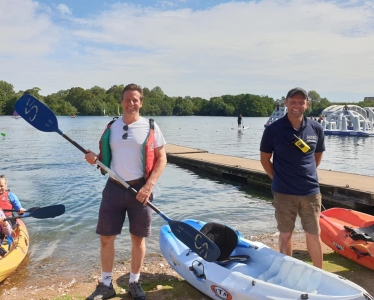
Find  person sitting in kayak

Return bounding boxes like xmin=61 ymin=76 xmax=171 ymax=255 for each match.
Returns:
xmin=0 ymin=175 xmax=25 ymax=228
xmin=0 ymin=209 xmax=12 ymax=257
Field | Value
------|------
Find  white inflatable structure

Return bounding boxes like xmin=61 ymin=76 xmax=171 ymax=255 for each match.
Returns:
xmin=264 ymin=105 xmax=287 ymax=127
xmin=321 ymin=105 xmax=374 ymax=137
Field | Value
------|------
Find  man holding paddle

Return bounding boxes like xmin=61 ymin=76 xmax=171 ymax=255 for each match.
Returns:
xmin=15 ymin=86 xmax=220 ymax=297
xmin=85 ymin=83 xmax=167 ymax=300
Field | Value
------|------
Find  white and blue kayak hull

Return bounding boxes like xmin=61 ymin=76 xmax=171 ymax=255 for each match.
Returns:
xmin=159 ymin=219 xmax=373 ymax=300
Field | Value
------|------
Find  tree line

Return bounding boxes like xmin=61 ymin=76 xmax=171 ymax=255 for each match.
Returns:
xmin=1 ymin=80 xmax=372 ymax=117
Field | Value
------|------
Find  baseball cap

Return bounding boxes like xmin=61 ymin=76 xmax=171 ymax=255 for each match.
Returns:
xmin=286 ymin=87 xmax=308 ymax=99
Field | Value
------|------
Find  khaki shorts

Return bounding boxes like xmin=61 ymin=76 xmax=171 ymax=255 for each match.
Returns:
xmin=272 ymin=191 xmax=322 ymax=235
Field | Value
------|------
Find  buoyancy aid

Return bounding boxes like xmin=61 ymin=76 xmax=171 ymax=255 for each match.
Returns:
xmin=98 ymin=117 xmax=118 ymax=175
xmin=0 ymin=191 xmax=13 ymax=217
xmin=98 ymin=118 xmax=156 ymax=179
xmin=142 ymin=119 xmax=156 ymax=179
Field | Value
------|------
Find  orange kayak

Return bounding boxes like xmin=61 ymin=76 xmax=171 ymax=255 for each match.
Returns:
xmin=0 ymin=219 xmax=30 ymax=282
xmin=320 ymin=208 xmax=374 ymax=270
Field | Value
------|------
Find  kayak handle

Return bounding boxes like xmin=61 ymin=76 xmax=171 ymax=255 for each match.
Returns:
xmin=350 ymin=245 xmax=371 ymax=259
xmin=189 ymin=260 xmax=206 ymax=279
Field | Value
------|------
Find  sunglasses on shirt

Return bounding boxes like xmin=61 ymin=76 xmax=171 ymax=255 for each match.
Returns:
xmin=122 ymin=124 xmax=128 ymax=140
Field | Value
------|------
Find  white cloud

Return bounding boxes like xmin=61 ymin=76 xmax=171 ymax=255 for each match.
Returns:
xmin=56 ymin=3 xmax=72 ymax=15
xmin=0 ymin=0 xmax=60 ymax=56
xmin=1 ymin=0 xmax=374 ymax=102
xmin=156 ymin=0 xmax=189 ymax=9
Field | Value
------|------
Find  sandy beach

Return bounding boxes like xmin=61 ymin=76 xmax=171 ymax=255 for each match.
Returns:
xmin=1 ymin=231 xmax=373 ymax=300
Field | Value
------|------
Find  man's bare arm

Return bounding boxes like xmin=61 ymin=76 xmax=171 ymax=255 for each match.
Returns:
xmin=260 ymin=151 xmax=274 ymax=180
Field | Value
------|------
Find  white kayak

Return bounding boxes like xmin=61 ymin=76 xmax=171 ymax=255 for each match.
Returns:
xmin=159 ymin=219 xmax=373 ymax=300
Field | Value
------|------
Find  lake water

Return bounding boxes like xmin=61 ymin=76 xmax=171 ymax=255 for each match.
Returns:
xmin=0 ymin=115 xmax=373 ymax=282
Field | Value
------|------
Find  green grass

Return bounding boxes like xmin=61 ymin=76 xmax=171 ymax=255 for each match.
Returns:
xmin=296 ymin=249 xmax=374 ymax=287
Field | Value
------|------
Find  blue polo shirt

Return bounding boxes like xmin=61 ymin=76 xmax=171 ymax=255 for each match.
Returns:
xmin=260 ymin=115 xmax=325 ymax=196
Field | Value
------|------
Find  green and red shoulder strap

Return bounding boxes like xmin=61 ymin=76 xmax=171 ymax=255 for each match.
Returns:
xmin=98 ymin=117 xmax=156 ymax=179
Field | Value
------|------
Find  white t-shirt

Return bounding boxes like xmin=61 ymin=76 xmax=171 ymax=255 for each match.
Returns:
xmin=109 ymin=117 xmax=166 ymax=181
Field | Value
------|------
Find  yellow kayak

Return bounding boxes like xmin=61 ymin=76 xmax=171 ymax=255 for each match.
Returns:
xmin=0 ymin=219 xmax=30 ymax=282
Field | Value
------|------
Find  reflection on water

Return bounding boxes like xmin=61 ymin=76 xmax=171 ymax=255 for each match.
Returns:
xmin=0 ymin=115 xmax=373 ymax=284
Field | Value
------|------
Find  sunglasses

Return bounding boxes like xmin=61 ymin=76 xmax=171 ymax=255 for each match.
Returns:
xmin=0 ymin=175 xmax=5 ymax=178
xmin=122 ymin=124 xmax=128 ymax=140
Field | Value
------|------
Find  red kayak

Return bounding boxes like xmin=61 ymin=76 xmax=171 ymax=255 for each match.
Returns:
xmin=320 ymin=207 xmax=374 ymax=270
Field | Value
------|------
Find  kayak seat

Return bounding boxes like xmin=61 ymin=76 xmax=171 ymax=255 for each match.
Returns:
xmin=344 ymin=224 xmax=374 ymax=242
xmin=200 ymin=222 xmax=249 ymax=265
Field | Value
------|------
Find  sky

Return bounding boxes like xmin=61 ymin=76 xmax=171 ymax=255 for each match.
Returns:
xmin=1 ymin=0 xmax=374 ymax=102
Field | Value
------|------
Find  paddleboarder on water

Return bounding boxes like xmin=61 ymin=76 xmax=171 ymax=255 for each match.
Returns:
xmin=237 ymin=114 xmax=243 ymax=130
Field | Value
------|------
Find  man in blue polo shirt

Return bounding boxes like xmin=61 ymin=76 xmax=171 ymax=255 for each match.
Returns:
xmin=260 ymin=87 xmax=325 ymax=268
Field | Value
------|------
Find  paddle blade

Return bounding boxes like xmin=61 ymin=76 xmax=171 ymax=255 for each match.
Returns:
xmin=31 ymin=204 xmax=65 ymax=219
xmin=15 ymin=95 xmax=60 ymax=134
xmin=169 ymin=220 xmax=220 ymax=262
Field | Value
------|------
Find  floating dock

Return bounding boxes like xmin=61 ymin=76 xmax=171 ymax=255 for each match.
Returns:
xmin=165 ymin=144 xmax=374 ymax=209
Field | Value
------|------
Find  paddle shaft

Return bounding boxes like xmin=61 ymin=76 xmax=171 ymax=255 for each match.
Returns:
xmin=55 ymin=127 xmax=171 ymax=221
xmin=5 ymin=214 xmax=31 ymax=221
xmin=2 ymin=209 xmax=22 ymax=213
xmin=61 ymin=133 xmax=221 ymax=259
xmin=15 ymin=95 xmax=221 ymax=261
xmin=62 ymin=133 xmax=87 ymax=154
xmin=4 ymin=205 xmax=65 ymax=221
xmin=96 ymin=159 xmax=169 ymax=222
xmin=62 ymin=130 xmax=221 ymax=260
xmin=2 ymin=207 xmax=39 ymax=214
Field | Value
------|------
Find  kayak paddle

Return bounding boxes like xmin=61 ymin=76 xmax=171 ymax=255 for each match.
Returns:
xmin=5 ymin=204 xmax=65 ymax=221
xmin=2 ymin=206 xmax=40 ymax=214
xmin=15 ymin=95 xmax=221 ymax=262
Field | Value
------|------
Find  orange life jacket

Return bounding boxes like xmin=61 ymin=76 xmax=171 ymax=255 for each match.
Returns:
xmin=98 ymin=118 xmax=156 ymax=179
xmin=0 ymin=191 xmax=13 ymax=217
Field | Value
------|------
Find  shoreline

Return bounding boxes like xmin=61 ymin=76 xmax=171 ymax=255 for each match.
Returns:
xmin=1 ymin=232 xmax=374 ymax=299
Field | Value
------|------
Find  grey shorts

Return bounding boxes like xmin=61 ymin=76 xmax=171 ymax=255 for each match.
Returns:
xmin=96 ymin=178 xmax=153 ymax=237
xmin=272 ymin=191 xmax=322 ymax=235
